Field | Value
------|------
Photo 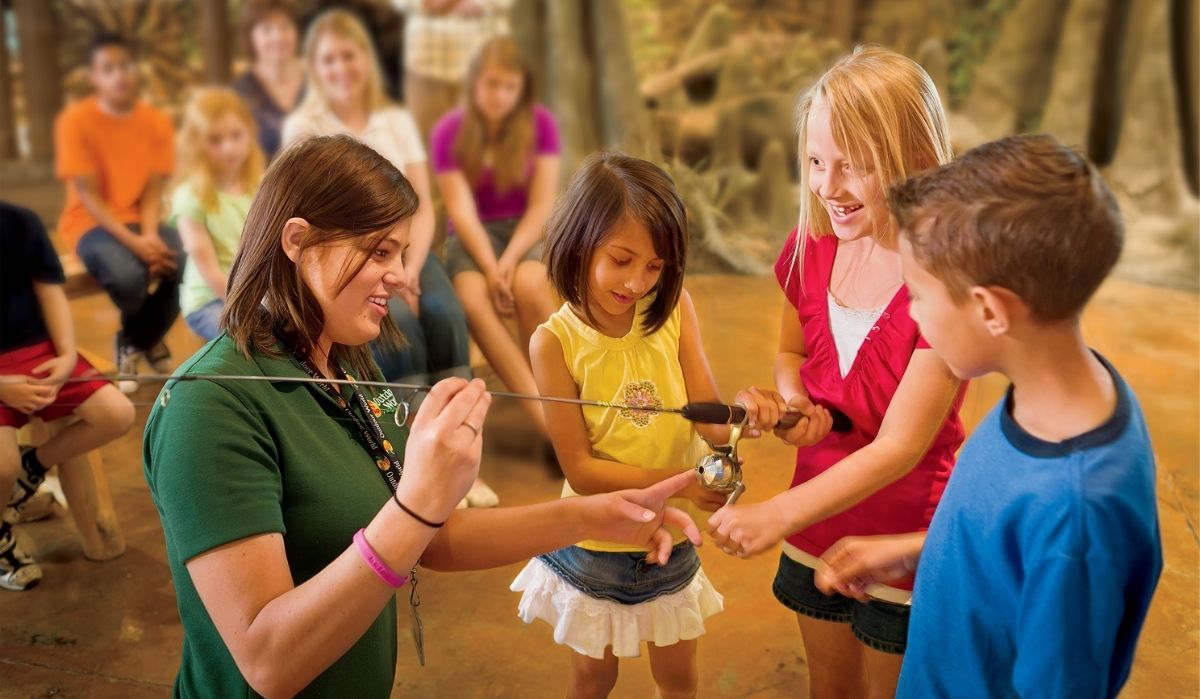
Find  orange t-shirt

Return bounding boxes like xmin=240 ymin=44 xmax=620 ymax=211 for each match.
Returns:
xmin=54 ymin=97 xmax=174 ymax=249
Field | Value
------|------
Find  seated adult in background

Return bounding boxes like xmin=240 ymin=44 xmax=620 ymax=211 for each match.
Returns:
xmin=56 ymin=33 xmax=182 ymax=391
xmin=283 ymin=9 xmax=471 ymax=395
xmin=230 ymin=0 xmax=306 ymax=161
xmin=433 ymin=37 xmax=559 ymax=439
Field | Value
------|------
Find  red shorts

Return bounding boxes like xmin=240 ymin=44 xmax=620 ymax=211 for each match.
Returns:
xmin=0 ymin=341 xmax=111 ymax=428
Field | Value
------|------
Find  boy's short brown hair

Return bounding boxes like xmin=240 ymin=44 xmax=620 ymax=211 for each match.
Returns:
xmin=890 ymin=134 xmax=1123 ymax=322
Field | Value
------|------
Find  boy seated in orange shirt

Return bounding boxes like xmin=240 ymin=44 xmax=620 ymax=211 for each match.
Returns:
xmin=56 ymin=33 xmax=182 ymax=391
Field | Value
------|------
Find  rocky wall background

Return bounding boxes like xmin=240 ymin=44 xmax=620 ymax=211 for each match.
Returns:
xmin=515 ymin=0 xmax=1198 ymax=288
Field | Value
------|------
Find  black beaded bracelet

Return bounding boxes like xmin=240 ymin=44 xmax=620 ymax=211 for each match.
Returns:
xmin=392 ymin=490 xmax=445 ymax=529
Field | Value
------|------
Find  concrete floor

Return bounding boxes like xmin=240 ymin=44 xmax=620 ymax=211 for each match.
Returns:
xmin=0 ymin=274 xmax=1196 ymax=698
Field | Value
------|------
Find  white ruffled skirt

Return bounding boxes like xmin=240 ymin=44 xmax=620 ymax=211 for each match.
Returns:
xmin=510 ymin=557 xmax=725 ymax=659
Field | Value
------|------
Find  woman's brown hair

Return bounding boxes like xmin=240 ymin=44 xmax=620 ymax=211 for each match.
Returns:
xmin=542 ymin=152 xmax=688 ymax=334
xmin=240 ymin=0 xmax=299 ymax=61
xmin=453 ymin=36 xmax=535 ymax=194
xmin=222 ymin=134 xmax=418 ymax=379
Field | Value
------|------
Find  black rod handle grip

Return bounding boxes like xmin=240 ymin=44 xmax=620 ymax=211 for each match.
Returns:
xmin=681 ymin=402 xmax=853 ymax=433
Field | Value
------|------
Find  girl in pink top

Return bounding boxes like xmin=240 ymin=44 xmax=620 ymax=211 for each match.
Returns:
xmin=432 ymin=37 xmax=560 ymax=442
xmin=707 ymin=46 xmax=966 ymax=698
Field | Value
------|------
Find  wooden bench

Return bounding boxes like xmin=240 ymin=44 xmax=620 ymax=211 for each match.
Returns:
xmin=15 ymin=345 xmax=125 ymax=561
xmin=61 ymin=252 xmax=103 ymax=299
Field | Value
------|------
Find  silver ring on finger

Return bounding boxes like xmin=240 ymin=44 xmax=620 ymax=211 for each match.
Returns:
xmin=461 ymin=421 xmax=481 ymax=438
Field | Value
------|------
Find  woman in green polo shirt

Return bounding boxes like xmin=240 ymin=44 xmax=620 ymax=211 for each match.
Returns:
xmin=143 ymin=134 xmax=700 ymax=698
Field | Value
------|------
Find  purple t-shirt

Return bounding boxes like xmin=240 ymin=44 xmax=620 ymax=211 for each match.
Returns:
xmin=431 ymin=105 xmax=561 ymax=229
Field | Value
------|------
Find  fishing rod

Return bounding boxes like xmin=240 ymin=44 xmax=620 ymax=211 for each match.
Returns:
xmin=34 ymin=373 xmax=853 ymax=432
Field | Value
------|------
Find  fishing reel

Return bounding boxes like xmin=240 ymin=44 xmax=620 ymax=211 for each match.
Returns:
xmin=694 ymin=420 xmax=746 ymax=506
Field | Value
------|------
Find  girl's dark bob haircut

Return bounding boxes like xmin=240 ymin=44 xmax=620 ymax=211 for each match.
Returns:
xmin=542 ymin=151 xmax=688 ymax=334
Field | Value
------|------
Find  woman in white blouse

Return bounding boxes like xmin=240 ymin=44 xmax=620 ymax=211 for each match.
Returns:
xmin=283 ymin=9 xmax=473 ymax=421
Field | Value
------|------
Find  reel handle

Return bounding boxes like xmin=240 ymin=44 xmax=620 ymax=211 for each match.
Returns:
xmin=681 ymin=402 xmax=853 ymax=433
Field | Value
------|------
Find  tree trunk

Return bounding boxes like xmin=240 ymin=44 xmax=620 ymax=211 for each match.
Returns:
xmin=1109 ymin=0 xmax=1199 ymax=288
xmin=542 ymin=0 xmax=597 ymax=172
xmin=13 ymin=0 xmax=61 ymax=162
xmin=679 ymin=4 xmax=733 ymax=64
xmin=960 ymin=0 xmax=1071 ymax=140
xmin=200 ymin=0 xmax=232 ymax=84
xmin=1085 ymin=0 xmax=1131 ymax=164
xmin=1040 ymin=0 xmax=1110 ymax=153
xmin=0 ymin=6 xmax=17 ymax=160
xmin=589 ymin=0 xmax=657 ymax=159
xmin=1171 ymin=0 xmax=1198 ymax=195
xmin=825 ymin=0 xmax=857 ymax=47
xmin=510 ymin=0 xmax=544 ymax=96
xmin=915 ymin=38 xmax=951 ymax=109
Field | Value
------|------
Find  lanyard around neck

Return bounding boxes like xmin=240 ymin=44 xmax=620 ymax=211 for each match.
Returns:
xmin=296 ymin=357 xmax=404 ymax=493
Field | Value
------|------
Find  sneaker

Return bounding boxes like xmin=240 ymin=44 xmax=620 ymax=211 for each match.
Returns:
xmin=0 ymin=526 xmax=42 ymax=591
xmin=145 ymin=341 xmax=173 ymax=374
xmin=7 ymin=449 xmax=46 ymax=512
xmin=3 ymin=491 xmax=55 ymax=525
xmin=114 ymin=336 xmax=140 ymax=393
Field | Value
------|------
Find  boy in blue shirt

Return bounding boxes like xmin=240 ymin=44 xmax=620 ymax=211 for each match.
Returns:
xmin=813 ymin=134 xmax=1162 ymax=698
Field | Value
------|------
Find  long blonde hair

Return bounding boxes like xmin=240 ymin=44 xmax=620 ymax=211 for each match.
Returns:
xmin=297 ymin=9 xmax=391 ymax=117
xmin=173 ymin=87 xmax=265 ymax=213
xmin=795 ymin=45 xmax=952 ymax=251
xmin=454 ymin=36 xmax=535 ymax=194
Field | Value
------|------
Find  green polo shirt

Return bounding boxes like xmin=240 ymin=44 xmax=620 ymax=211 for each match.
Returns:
xmin=143 ymin=335 xmax=411 ymax=698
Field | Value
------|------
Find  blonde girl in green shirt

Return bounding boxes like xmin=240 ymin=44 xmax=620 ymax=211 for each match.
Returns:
xmin=171 ymin=87 xmax=265 ymax=340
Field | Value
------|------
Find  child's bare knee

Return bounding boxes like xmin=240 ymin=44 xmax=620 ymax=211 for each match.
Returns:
xmin=572 ymin=672 xmax=617 ymax=698
xmin=571 ymin=655 xmax=618 ymax=698
xmin=79 ymin=387 xmax=136 ymax=437
xmin=653 ymin=669 xmax=697 ymax=697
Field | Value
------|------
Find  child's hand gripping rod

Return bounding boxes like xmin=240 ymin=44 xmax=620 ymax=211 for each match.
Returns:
xmin=680 ymin=402 xmax=854 ymax=433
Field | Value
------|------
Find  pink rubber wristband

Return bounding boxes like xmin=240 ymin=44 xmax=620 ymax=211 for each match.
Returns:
xmin=353 ymin=528 xmax=408 ymax=588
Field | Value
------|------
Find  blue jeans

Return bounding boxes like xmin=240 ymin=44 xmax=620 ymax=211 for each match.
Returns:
xmin=372 ymin=255 xmax=471 ymax=383
xmin=538 ymin=542 xmax=701 ymax=605
xmin=185 ymin=298 xmax=224 ymax=341
xmin=76 ymin=224 xmax=185 ymax=351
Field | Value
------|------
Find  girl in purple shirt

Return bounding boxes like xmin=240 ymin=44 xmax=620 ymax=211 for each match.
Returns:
xmin=432 ymin=37 xmax=560 ymax=448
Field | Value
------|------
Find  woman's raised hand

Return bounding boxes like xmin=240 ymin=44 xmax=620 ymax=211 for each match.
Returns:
xmin=580 ymin=471 xmax=703 ymax=565
xmin=395 ymin=378 xmax=491 ymax=523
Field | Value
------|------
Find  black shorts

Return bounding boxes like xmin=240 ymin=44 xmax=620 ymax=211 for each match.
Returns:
xmin=772 ymin=552 xmax=910 ymax=655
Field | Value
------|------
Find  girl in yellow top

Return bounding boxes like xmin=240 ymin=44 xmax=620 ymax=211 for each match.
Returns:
xmin=512 ymin=152 xmax=787 ymax=698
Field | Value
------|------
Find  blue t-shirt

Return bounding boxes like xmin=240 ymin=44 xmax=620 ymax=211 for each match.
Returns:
xmin=900 ymin=354 xmax=1161 ymax=699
